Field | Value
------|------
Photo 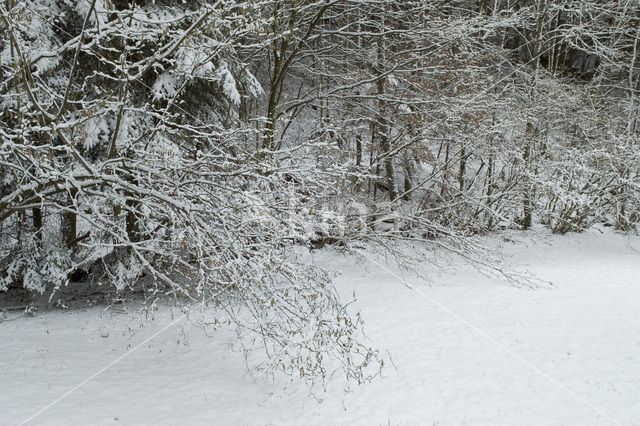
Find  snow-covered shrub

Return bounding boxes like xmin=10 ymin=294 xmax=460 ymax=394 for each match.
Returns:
xmin=0 ymin=0 xmax=381 ymax=385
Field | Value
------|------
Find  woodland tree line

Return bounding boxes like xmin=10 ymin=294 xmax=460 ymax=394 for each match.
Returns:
xmin=1 ymin=0 xmax=639 ymax=383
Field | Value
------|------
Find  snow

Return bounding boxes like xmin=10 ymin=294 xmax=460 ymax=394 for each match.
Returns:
xmin=152 ymin=72 xmax=179 ymax=102
xmin=215 ymin=62 xmax=241 ymax=105
xmin=2 ymin=228 xmax=640 ymax=425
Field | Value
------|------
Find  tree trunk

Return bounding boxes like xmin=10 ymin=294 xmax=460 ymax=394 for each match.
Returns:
xmin=33 ymin=207 xmax=42 ymax=245
xmin=375 ymin=35 xmax=397 ymax=203
xmin=61 ymin=191 xmax=77 ymax=249
xmin=126 ymin=177 xmax=141 ymax=243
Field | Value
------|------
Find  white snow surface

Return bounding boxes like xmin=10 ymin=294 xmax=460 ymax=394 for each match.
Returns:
xmin=2 ymin=228 xmax=640 ymax=425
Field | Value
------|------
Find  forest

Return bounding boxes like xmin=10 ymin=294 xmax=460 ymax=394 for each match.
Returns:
xmin=1 ymin=0 xmax=639 ymax=391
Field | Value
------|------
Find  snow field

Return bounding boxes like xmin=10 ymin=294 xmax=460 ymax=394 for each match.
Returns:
xmin=2 ymin=228 xmax=639 ymax=425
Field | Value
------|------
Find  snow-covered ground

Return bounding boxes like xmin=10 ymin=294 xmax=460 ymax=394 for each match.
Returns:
xmin=2 ymin=228 xmax=640 ymax=425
